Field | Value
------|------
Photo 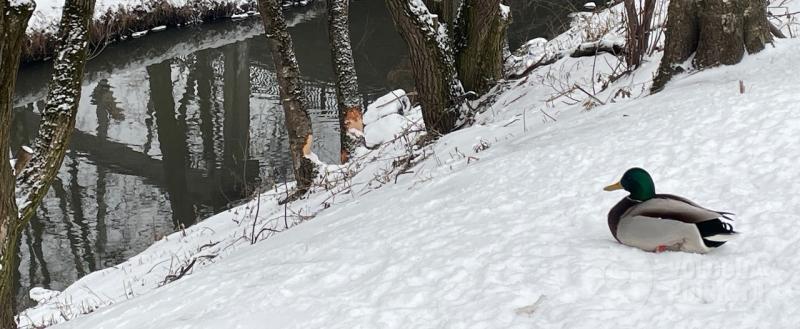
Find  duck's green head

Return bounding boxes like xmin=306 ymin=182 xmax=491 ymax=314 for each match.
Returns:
xmin=603 ymin=167 xmax=655 ymax=201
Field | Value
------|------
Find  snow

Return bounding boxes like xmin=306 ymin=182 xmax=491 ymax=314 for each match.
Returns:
xmin=363 ymin=89 xmax=415 ymax=146
xmin=9 ymin=0 xmax=34 ymax=8
xmin=27 ymin=288 xmax=60 ymax=304
xmin=15 ymin=1 xmax=800 ymax=328
xmin=499 ymin=4 xmax=510 ymax=20
xmin=770 ymin=0 xmax=800 ymax=37
xmin=25 ymin=0 xmax=306 ymax=36
xmin=364 ymin=90 xmax=410 ymax=125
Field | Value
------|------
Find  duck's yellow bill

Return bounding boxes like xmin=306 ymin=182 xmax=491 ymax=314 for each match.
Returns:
xmin=603 ymin=182 xmax=623 ymax=191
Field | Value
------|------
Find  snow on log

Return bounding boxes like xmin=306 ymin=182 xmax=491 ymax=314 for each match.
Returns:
xmin=364 ymin=90 xmax=411 ymax=126
xmin=364 ymin=90 xmax=415 ymax=146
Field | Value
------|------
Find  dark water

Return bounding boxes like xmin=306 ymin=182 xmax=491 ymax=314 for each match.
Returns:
xmin=10 ymin=0 xmax=583 ymax=309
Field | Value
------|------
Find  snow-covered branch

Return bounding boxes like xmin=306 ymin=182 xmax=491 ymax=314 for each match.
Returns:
xmin=15 ymin=0 xmax=95 ymax=222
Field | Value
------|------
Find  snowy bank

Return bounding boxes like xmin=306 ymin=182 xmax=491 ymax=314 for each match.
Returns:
xmin=20 ymin=36 xmax=800 ymax=328
xmin=16 ymin=0 xmax=800 ymax=328
xmin=21 ymin=0 xmax=315 ymax=62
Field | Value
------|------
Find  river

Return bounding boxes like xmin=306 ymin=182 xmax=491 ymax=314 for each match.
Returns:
xmin=10 ymin=0 xmax=585 ymax=309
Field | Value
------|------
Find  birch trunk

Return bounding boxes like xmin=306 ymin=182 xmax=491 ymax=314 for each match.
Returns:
xmin=327 ymin=0 xmax=365 ymax=163
xmin=258 ymin=0 xmax=317 ymax=199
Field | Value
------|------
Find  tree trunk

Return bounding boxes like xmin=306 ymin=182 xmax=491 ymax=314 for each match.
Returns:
xmin=386 ymin=0 xmax=465 ymax=135
xmin=652 ymin=0 xmax=772 ymax=92
xmin=0 ymin=0 xmax=94 ymax=322
xmin=623 ymin=0 xmax=656 ymax=69
xmin=0 ymin=1 xmax=34 ymax=326
xmin=327 ymin=0 xmax=365 ymax=163
xmin=424 ymin=0 xmax=457 ymax=27
xmin=257 ymin=0 xmax=317 ymax=199
xmin=2 ymin=0 xmax=94 ymax=324
xmin=453 ymin=0 xmax=510 ymax=94
xmin=16 ymin=0 xmax=96 ymax=221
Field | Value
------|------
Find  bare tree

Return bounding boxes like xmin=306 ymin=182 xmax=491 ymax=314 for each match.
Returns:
xmin=385 ymin=0 xmax=466 ymax=135
xmin=652 ymin=0 xmax=772 ymax=92
xmin=1 ymin=0 xmax=95 ymax=324
xmin=0 ymin=1 xmax=36 ymax=327
xmin=327 ymin=0 xmax=365 ymax=163
xmin=453 ymin=0 xmax=511 ymax=94
xmin=623 ymin=0 xmax=656 ymax=69
xmin=386 ymin=0 xmax=510 ymax=135
xmin=257 ymin=0 xmax=317 ymax=200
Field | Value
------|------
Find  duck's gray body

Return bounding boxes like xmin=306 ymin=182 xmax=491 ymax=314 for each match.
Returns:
xmin=608 ymin=194 xmax=735 ymax=253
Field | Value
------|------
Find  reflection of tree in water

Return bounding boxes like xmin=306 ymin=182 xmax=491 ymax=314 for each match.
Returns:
xmin=222 ymin=42 xmax=258 ymax=198
xmin=6 ymin=0 xmax=586 ymax=313
xmin=195 ymin=50 xmax=218 ymax=178
xmin=148 ymin=61 xmax=198 ymax=229
xmin=90 ymin=79 xmax=126 ymax=123
xmin=91 ymin=79 xmax=113 ymax=269
xmin=18 ymin=207 xmax=51 ymax=306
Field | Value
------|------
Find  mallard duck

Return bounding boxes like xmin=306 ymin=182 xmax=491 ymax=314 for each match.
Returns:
xmin=603 ymin=168 xmax=736 ymax=253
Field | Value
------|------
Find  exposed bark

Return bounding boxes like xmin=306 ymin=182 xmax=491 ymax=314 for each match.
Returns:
xmin=257 ymin=0 xmax=317 ymax=198
xmin=386 ymin=0 xmax=465 ymax=135
xmin=13 ymin=147 xmax=33 ymax=177
xmin=327 ymin=0 xmax=365 ymax=163
xmin=769 ymin=20 xmax=786 ymax=39
xmin=454 ymin=0 xmax=510 ymax=94
xmin=0 ymin=1 xmax=35 ymax=326
xmin=652 ymin=0 xmax=772 ymax=92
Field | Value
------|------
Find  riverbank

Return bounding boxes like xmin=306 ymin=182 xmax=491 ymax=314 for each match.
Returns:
xmin=21 ymin=24 xmax=800 ymax=329
xmin=16 ymin=1 xmax=800 ymax=328
xmin=23 ymin=0 xmax=314 ymax=62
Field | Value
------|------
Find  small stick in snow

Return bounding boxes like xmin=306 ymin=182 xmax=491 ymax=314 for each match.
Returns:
xmin=769 ymin=21 xmax=787 ymax=39
xmin=515 ymin=295 xmax=547 ymax=316
xmin=540 ymin=109 xmax=557 ymax=122
xmin=739 ymin=80 xmax=745 ymax=94
xmin=573 ymin=84 xmax=606 ymax=105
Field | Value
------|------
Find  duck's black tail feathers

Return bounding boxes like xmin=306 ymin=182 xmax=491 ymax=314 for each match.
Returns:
xmin=696 ymin=219 xmax=738 ymax=248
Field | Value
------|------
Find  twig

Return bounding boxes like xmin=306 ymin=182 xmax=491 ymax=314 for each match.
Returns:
xmin=573 ymin=84 xmax=606 ymax=105
xmin=540 ymin=109 xmax=557 ymax=122
xmin=250 ymin=191 xmax=262 ymax=244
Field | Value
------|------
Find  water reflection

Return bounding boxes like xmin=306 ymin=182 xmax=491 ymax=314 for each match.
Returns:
xmin=10 ymin=0 xmax=584 ymax=310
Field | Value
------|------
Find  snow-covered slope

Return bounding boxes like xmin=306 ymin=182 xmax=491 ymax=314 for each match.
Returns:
xmin=18 ymin=33 xmax=800 ymax=329
xmin=16 ymin=0 xmax=800 ymax=326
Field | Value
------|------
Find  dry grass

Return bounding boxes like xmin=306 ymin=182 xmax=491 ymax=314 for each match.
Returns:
xmin=22 ymin=0 xmax=256 ymax=62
